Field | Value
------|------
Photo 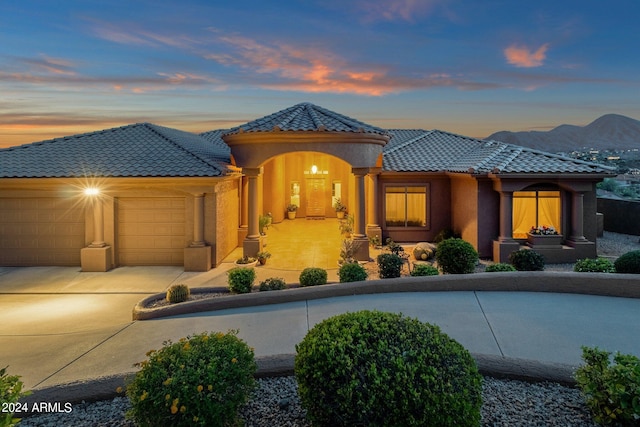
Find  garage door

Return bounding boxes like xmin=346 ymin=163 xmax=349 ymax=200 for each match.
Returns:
xmin=0 ymin=198 xmax=85 ymax=266
xmin=117 ymin=197 xmax=185 ymax=265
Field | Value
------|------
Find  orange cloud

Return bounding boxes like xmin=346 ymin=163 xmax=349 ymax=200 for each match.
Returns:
xmin=504 ymin=43 xmax=549 ymax=68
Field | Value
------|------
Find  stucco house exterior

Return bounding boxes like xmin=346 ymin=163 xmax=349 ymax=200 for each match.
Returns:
xmin=0 ymin=102 xmax=615 ymax=271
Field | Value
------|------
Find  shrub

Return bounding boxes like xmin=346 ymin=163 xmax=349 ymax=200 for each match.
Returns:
xmin=258 ymin=277 xmax=286 ymax=291
xmin=299 ymin=267 xmax=328 ymax=287
xmin=385 ymin=238 xmax=405 ymax=256
xmin=166 ymin=284 xmax=190 ymax=304
xmin=338 ymin=238 xmax=361 ymax=265
xmin=435 ymin=238 xmax=478 ymax=274
xmin=614 ymin=250 xmax=640 ymax=274
xmin=574 ymin=258 xmax=616 ymax=273
xmin=338 ymin=262 xmax=368 ymax=283
xmin=410 ymin=264 xmax=439 ymax=276
xmin=1 ymin=366 xmax=31 ymax=427
xmin=433 ymin=228 xmax=460 ymax=244
xmin=575 ymin=346 xmax=640 ymax=426
xmin=508 ymin=249 xmax=545 ymax=271
xmin=377 ymin=253 xmax=405 ymax=278
xmin=485 ymin=263 xmax=516 ymax=273
xmin=227 ymin=267 xmax=256 ymax=294
xmin=295 ymin=310 xmax=482 ymax=427
xmin=126 ymin=331 xmax=256 ymax=427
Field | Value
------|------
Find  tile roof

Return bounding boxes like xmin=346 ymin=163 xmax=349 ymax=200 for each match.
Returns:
xmin=0 ymin=123 xmax=229 ymax=178
xmin=223 ymin=102 xmax=389 ymax=136
xmin=383 ymin=129 xmax=615 ymax=174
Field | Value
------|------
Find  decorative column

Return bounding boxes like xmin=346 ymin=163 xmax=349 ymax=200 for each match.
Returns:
xmin=492 ymin=190 xmax=520 ymax=263
xmin=366 ymin=167 xmax=382 ymax=242
xmin=238 ymin=176 xmax=249 ymax=242
xmin=81 ymin=192 xmax=113 ymax=272
xmin=352 ymin=167 xmax=370 ymax=261
xmin=184 ymin=193 xmax=212 ymax=271
xmin=569 ymin=191 xmax=587 ymax=241
xmin=243 ymin=167 xmax=263 ymax=257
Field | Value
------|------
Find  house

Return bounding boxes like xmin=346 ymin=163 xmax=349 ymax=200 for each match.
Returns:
xmin=0 ymin=102 xmax=615 ymax=271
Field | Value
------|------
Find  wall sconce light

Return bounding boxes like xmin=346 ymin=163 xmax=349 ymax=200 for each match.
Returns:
xmin=311 ymin=165 xmax=318 ymax=174
xmin=84 ymin=187 xmax=100 ymax=196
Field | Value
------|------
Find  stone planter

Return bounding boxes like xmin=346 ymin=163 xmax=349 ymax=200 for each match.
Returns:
xmin=234 ymin=259 xmax=258 ymax=268
xmin=287 ymin=211 xmax=296 ymax=220
xmin=527 ymin=233 xmax=563 ymax=247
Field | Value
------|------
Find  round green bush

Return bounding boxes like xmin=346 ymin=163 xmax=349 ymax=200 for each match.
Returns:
xmin=338 ymin=262 xmax=368 ymax=283
xmin=410 ymin=263 xmax=439 ymax=276
xmin=614 ymin=250 xmax=640 ymax=274
xmin=574 ymin=258 xmax=616 ymax=273
xmin=227 ymin=267 xmax=256 ymax=294
xmin=435 ymin=238 xmax=478 ymax=274
xmin=377 ymin=253 xmax=405 ymax=278
xmin=258 ymin=277 xmax=286 ymax=291
xmin=485 ymin=263 xmax=516 ymax=273
xmin=508 ymin=249 xmax=545 ymax=271
xmin=299 ymin=267 xmax=328 ymax=287
xmin=126 ymin=331 xmax=256 ymax=427
xmin=295 ymin=311 xmax=482 ymax=427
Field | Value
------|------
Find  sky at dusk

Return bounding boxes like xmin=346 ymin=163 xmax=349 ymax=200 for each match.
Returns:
xmin=1 ymin=0 xmax=639 ymax=148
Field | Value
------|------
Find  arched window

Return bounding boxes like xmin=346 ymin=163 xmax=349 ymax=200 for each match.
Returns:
xmin=512 ymin=189 xmax=561 ymax=238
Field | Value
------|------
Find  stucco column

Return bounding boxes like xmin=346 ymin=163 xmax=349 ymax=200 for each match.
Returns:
xmin=243 ymin=167 xmax=263 ymax=256
xmin=352 ymin=167 xmax=370 ymax=261
xmin=190 ymin=193 xmax=205 ymax=247
xmin=366 ymin=167 xmax=382 ymax=240
xmin=89 ymin=196 xmax=106 ymax=248
xmin=570 ymin=191 xmax=586 ymax=241
xmin=498 ymin=191 xmax=515 ymax=241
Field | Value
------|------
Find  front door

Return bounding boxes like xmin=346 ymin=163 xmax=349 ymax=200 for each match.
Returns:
xmin=306 ymin=178 xmax=326 ymax=217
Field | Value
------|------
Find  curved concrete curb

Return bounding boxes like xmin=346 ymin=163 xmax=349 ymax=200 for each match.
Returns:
xmin=19 ymin=352 xmax=577 ymax=416
xmin=133 ymin=272 xmax=640 ymax=320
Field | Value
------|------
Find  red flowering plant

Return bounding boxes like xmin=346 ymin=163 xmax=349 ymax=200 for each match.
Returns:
xmin=529 ymin=225 xmax=559 ymax=235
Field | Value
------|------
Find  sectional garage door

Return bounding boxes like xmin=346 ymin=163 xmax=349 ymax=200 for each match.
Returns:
xmin=0 ymin=198 xmax=85 ymax=266
xmin=117 ymin=197 xmax=185 ymax=265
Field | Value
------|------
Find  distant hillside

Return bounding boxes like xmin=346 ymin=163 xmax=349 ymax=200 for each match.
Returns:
xmin=487 ymin=114 xmax=640 ymax=153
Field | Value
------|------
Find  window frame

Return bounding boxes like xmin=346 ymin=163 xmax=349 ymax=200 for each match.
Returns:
xmin=512 ymin=188 xmax=562 ymax=238
xmin=383 ymin=183 xmax=430 ymax=229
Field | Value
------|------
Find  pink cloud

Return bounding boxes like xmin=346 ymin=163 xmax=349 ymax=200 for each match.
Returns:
xmin=504 ymin=43 xmax=549 ymax=68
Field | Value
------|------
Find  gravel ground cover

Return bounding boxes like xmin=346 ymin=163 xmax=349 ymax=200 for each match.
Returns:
xmin=18 ymin=231 xmax=639 ymax=426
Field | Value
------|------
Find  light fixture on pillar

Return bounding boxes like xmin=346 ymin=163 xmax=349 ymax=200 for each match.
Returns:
xmin=311 ymin=165 xmax=318 ymax=174
xmin=85 ymin=187 xmax=106 ymax=248
xmin=84 ymin=187 xmax=100 ymax=196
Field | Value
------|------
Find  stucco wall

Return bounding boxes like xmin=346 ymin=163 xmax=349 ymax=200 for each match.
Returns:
xmin=597 ymin=197 xmax=640 ymax=236
xmin=213 ymin=178 xmax=240 ymax=266
xmin=450 ymin=175 xmax=479 ymax=249
xmin=476 ymin=178 xmax=500 ymax=258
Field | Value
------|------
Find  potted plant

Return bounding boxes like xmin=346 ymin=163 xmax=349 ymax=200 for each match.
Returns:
xmin=286 ymin=204 xmax=298 ymax=220
xmin=256 ymin=251 xmax=271 ymax=265
xmin=234 ymin=255 xmax=258 ymax=267
xmin=334 ymin=198 xmax=347 ymax=219
xmin=527 ymin=225 xmax=562 ymax=247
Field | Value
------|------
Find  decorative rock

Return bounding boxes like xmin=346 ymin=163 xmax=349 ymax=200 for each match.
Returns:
xmin=413 ymin=242 xmax=437 ymax=261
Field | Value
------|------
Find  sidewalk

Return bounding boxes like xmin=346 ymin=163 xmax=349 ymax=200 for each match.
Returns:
xmin=1 ymin=265 xmax=640 ymax=403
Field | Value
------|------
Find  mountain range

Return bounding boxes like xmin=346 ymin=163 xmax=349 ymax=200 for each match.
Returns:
xmin=486 ymin=114 xmax=640 ymax=153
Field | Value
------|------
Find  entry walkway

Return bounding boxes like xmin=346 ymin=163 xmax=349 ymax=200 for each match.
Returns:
xmin=2 ymin=266 xmax=640 ymax=394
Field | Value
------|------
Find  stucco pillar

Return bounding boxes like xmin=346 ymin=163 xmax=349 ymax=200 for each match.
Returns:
xmin=493 ymin=190 xmax=520 ymax=263
xmin=243 ymin=167 xmax=263 ymax=256
xmin=352 ymin=167 xmax=370 ymax=261
xmin=366 ymin=167 xmax=382 ymax=241
xmin=238 ymin=176 xmax=249 ymax=242
xmin=184 ymin=193 xmax=211 ymax=271
xmin=81 ymin=194 xmax=112 ymax=272
xmin=569 ymin=191 xmax=587 ymax=241
xmin=190 ymin=193 xmax=205 ymax=247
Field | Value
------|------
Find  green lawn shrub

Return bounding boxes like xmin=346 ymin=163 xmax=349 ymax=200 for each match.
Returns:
xmin=126 ymin=331 xmax=256 ymax=427
xmin=166 ymin=284 xmax=190 ymax=304
xmin=508 ymin=249 xmax=545 ymax=271
xmin=227 ymin=267 xmax=256 ymax=294
xmin=410 ymin=264 xmax=439 ymax=276
xmin=574 ymin=258 xmax=616 ymax=273
xmin=258 ymin=277 xmax=286 ymax=291
xmin=575 ymin=346 xmax=640 ymax=426
xmin=485 ymin=263 xmax=516 ymax=273
xmin=614 ymin=250 xmax=640 ymax=274
xmin=377 ymin=253 xmax=405 ymax=278
xmin=338 ymin=262 xmax=368 ymax=283
xmin=435 ymin=238 xmax=478 ymax=274
xmin=299 ymin=267 xmax=328 ymax=287
xmin=294 ymin=310 xmax=482 ymax=427
xmin=0 ymin=366 xmax=31 ymax=427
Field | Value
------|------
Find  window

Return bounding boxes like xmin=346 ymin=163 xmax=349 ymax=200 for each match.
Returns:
xmin=512 ymin=190 xmax=561 ymax=238
xmin=385 ymin=186 xmax=427 ymax=227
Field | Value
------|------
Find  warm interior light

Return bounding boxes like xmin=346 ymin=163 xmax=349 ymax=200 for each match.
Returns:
xmin=84 ymin=187 xmax=100 ymax=196
xmin=311 ymin=165 xmax=318 ymax=174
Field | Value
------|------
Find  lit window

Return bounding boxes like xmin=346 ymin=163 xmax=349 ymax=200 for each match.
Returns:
xmin=512 ymin=190 xmax=561 ymax=238
xmin=385 ymin=186 xmax=427 ymax=227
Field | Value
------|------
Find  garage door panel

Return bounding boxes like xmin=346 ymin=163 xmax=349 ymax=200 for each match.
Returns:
xmin=0 ymin=198 xmax=84 ymax=266
xmin=117 ymin=197 xmax=185 ymax=266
